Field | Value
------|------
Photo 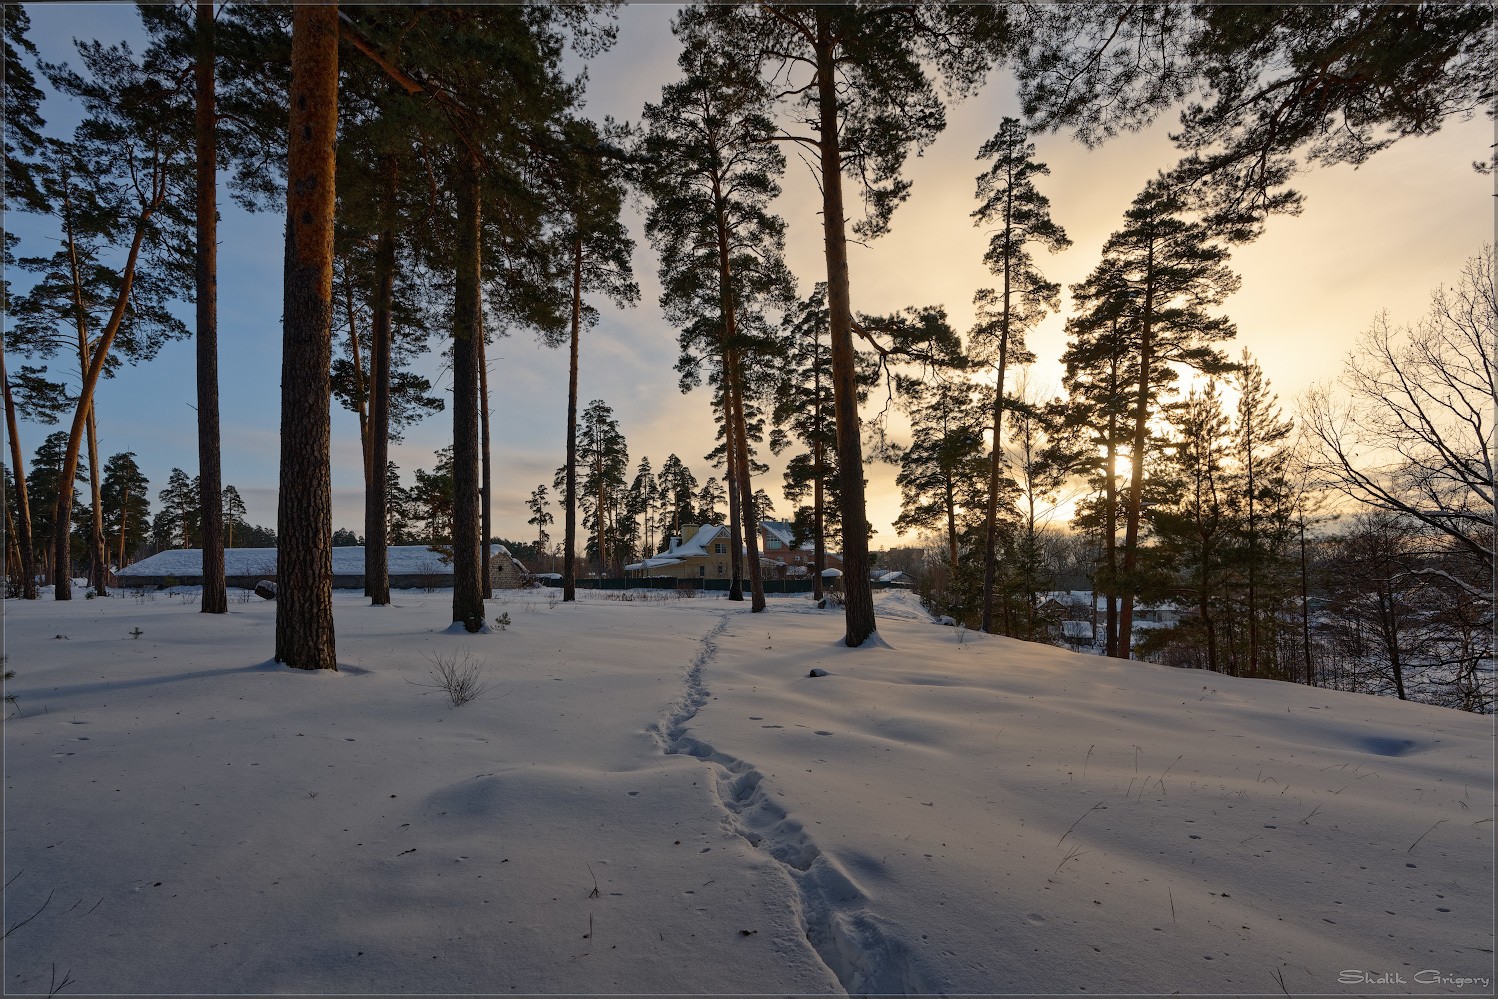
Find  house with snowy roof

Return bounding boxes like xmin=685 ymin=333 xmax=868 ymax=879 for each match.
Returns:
xmin=758 ymin=519 xmax=842 ymax=577
xmin=116 ymin=545 xmax=530 ymax=590
xmin=625 ymin=521 xmax=843 ymax=581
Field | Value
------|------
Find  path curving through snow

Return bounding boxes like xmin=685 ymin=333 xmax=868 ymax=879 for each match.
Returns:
xmin=649 ymin=610 xmax=942 ymax=997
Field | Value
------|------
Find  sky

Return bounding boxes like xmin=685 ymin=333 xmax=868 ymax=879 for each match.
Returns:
xmin=7 ymin=4 xmax=1494 ymax=554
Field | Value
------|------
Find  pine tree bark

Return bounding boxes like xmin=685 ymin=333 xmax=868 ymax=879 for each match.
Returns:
xmin=365 ymin=160 xmax=396 ymax=606
xmin=450 ymin=152 xmax=485 ymax=632
xmin=1118 ymin=264 xmax=1156 ymax=658
xmin=814 ymin=13 xmax=875 ymax=646
xmin=480 ymin=337 xmax=493 ymax=600
xmin=84 ymin=407 xmax=106 ymax=595
xmin=344 ymin=283 xmax=370 ymax=491
xmin=980 ymin=165 xmax=1016 ymax=635
xmin=724 ymin=380 xmax=744 ymax=601
xmin=1103 ymin=347 xmax=1120 ymax=657
xmin=1299 ymin=516 xmax=1314 ymax=686
xmin=563 ymin=234 xmax=582 ymax=602
xmin=0 ymin=337 xmax=38 ymax=599
xmin=51 ymin=196 xmax=156 ymax=601
xmin=710 ymin=173 xmax=762 ymax=610
xmin=812 ymin=344 xmax=825 ymax=603
xmin=195 ymin=0 xmax=226 ymax=614
xmin=275 ymin=5 xmax=339 ymax=670
xmin=1244 ymin=423 xmax=1259 ymax=676
xmin=727 ymin=343 xmax=765 ymax=611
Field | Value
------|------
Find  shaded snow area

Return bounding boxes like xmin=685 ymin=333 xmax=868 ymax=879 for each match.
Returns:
xmin=4 ymin=588 xmax=1493 ymax=995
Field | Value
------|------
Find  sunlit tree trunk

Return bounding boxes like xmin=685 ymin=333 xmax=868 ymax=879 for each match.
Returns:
xmin=814 ymin=13 xmax=875 ymax=645
xmin=275 ymin=5 xmax=339 ymax=669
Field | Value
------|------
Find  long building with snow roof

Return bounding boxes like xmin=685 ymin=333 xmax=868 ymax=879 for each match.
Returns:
xmin=115 ymin=545 xmax=529 ymax=590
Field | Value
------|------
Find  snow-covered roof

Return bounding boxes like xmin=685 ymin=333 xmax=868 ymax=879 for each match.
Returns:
xmin=760 ymin=519 xmax=802 ymax=549
xmin=624 ymin=555 xmax=685 ymax=572
xmin=118 ymin=545 xmax=500 ymax=578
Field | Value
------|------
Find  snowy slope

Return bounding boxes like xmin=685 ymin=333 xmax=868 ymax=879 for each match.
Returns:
xmin=3 ymin=588 xmax=1492 ymax=995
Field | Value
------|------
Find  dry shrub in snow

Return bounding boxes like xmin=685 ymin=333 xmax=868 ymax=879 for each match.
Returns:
xmin=423 ymin=651 xmax=492 ymax=707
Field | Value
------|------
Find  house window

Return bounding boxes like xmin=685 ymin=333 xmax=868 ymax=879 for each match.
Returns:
xmin=714 ymin=542 xmax=725 ymax=554
xmin=698 ymin=565 xmax=706 ymax=577
xmin=717 ymin=563 xmax=725 ymax=575
xmin=766 ymin=538 xmax=781 ymax=550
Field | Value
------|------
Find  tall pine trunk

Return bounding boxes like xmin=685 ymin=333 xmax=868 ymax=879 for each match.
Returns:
xmin=711 ymin=177 xmax=763 ymax=611
xmin=84 ymin=407 xmax=106 ymax=594
xmin=980 ymin=170 xmax=1016 ymax=635
xmin=563 ymin=235 xmax=581 ymax=602
xmin=52 ymin=191 xmax=156 ymax=602
xmin=0 ymin=338 xmax=37 ymax=598
xmin=1299 ymin=516 xmax=1314 ymax=686
xmin=365 ymin=160 xmax=396 ymax=606
xmin=480 ymin=341 xmax=493 ymax=599
xmin=814 ymin=14 xmax=874 ymax=646
xmin=450 ymin=152 xmax=485 ymax=632
xmin=812 ymin=344 xmax=825 ymax=603
xmin=723 ymin=379 xmax=744 ymax=601
xmin=1244 ymin=429 xmax=1259 ymax=676
xmin=1118 ymin=263 xmax=1156 ymax=658
xmin=275 ymin=5 xmax=339 ymax=669
xmin=344 ymin=283 xmax=369 ymax=491
xmin=1103 ymin=369 xmax=1119 ymax=658
xmin=727 ymin=342 xmax=765 ymax=611
xmin=195 ymin=0 xmax=226 ymax=613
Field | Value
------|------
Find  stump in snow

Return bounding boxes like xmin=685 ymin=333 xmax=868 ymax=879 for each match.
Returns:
xmin=254 ymin=580 xmax=277 ymax=601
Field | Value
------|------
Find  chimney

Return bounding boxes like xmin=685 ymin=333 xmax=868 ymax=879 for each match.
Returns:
xmin=681 ymin=524 xmax=700 ymax=546
xmin=668 ymin=535 xmax=680 ymax=553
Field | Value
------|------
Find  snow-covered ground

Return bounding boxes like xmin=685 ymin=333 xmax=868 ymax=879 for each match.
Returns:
xmin=4 ymin=587 xmax=1493 ymax=995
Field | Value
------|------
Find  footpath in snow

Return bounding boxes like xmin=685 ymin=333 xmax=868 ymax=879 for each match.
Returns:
xmin=3 ymin=587 xmax=1492 ymax=995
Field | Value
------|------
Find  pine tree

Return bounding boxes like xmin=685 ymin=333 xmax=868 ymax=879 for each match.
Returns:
xmin=412 ymin=449 xmax=456 ymax=546
xmin=655 ymin=455 xmax=699 ymax=548
xmin=625 ymin=460 xmax=656 ymax=562
xmin=893 ymin=376 xmax=986 ymax=574
xmin=1146 ymin=383 xmax=1235 ymax=672
xmin=1232 ymin=351 xmax=1296 ymax=677
xmin=1061 ymin=305 xmax=1136 ymax=657
xmin=970 ymin=118 xmax=1071 ymax=633
xmin=1015 ymin=6 xmax=1491 ymax=221
xmin=0 ymin=295 xmax=68 ymax=598
xmin=527 ymin=484 xmax=554 ymax=558
xmin=221 ymin=484 xmax=248 ymax=549
xmin=771 ymin=286 xmax=841 ymax=602
xmin=27 ymin=431 xmax=85 ymax=585
xmin=158 ymin=469 xmax=200 ymax=550
xmin=101 ymin=453 xmax=150 ymax=569
xmin=276 ymin=6 xmax=340 ymax=669
xmin=697 ymin=478 xmax=726 ymax=525
xmin=1090 ymin=177 xmax=1239 ymax=657
xmin=697 ymin=4 xmax=1007 ymax=645
xmin=576 ymin=400 xmax=629 ymax=579
xmin=640 ymin=30 xmax=795 ymax=612
xmin=555 ymin=118 xmax=638 ymax=601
